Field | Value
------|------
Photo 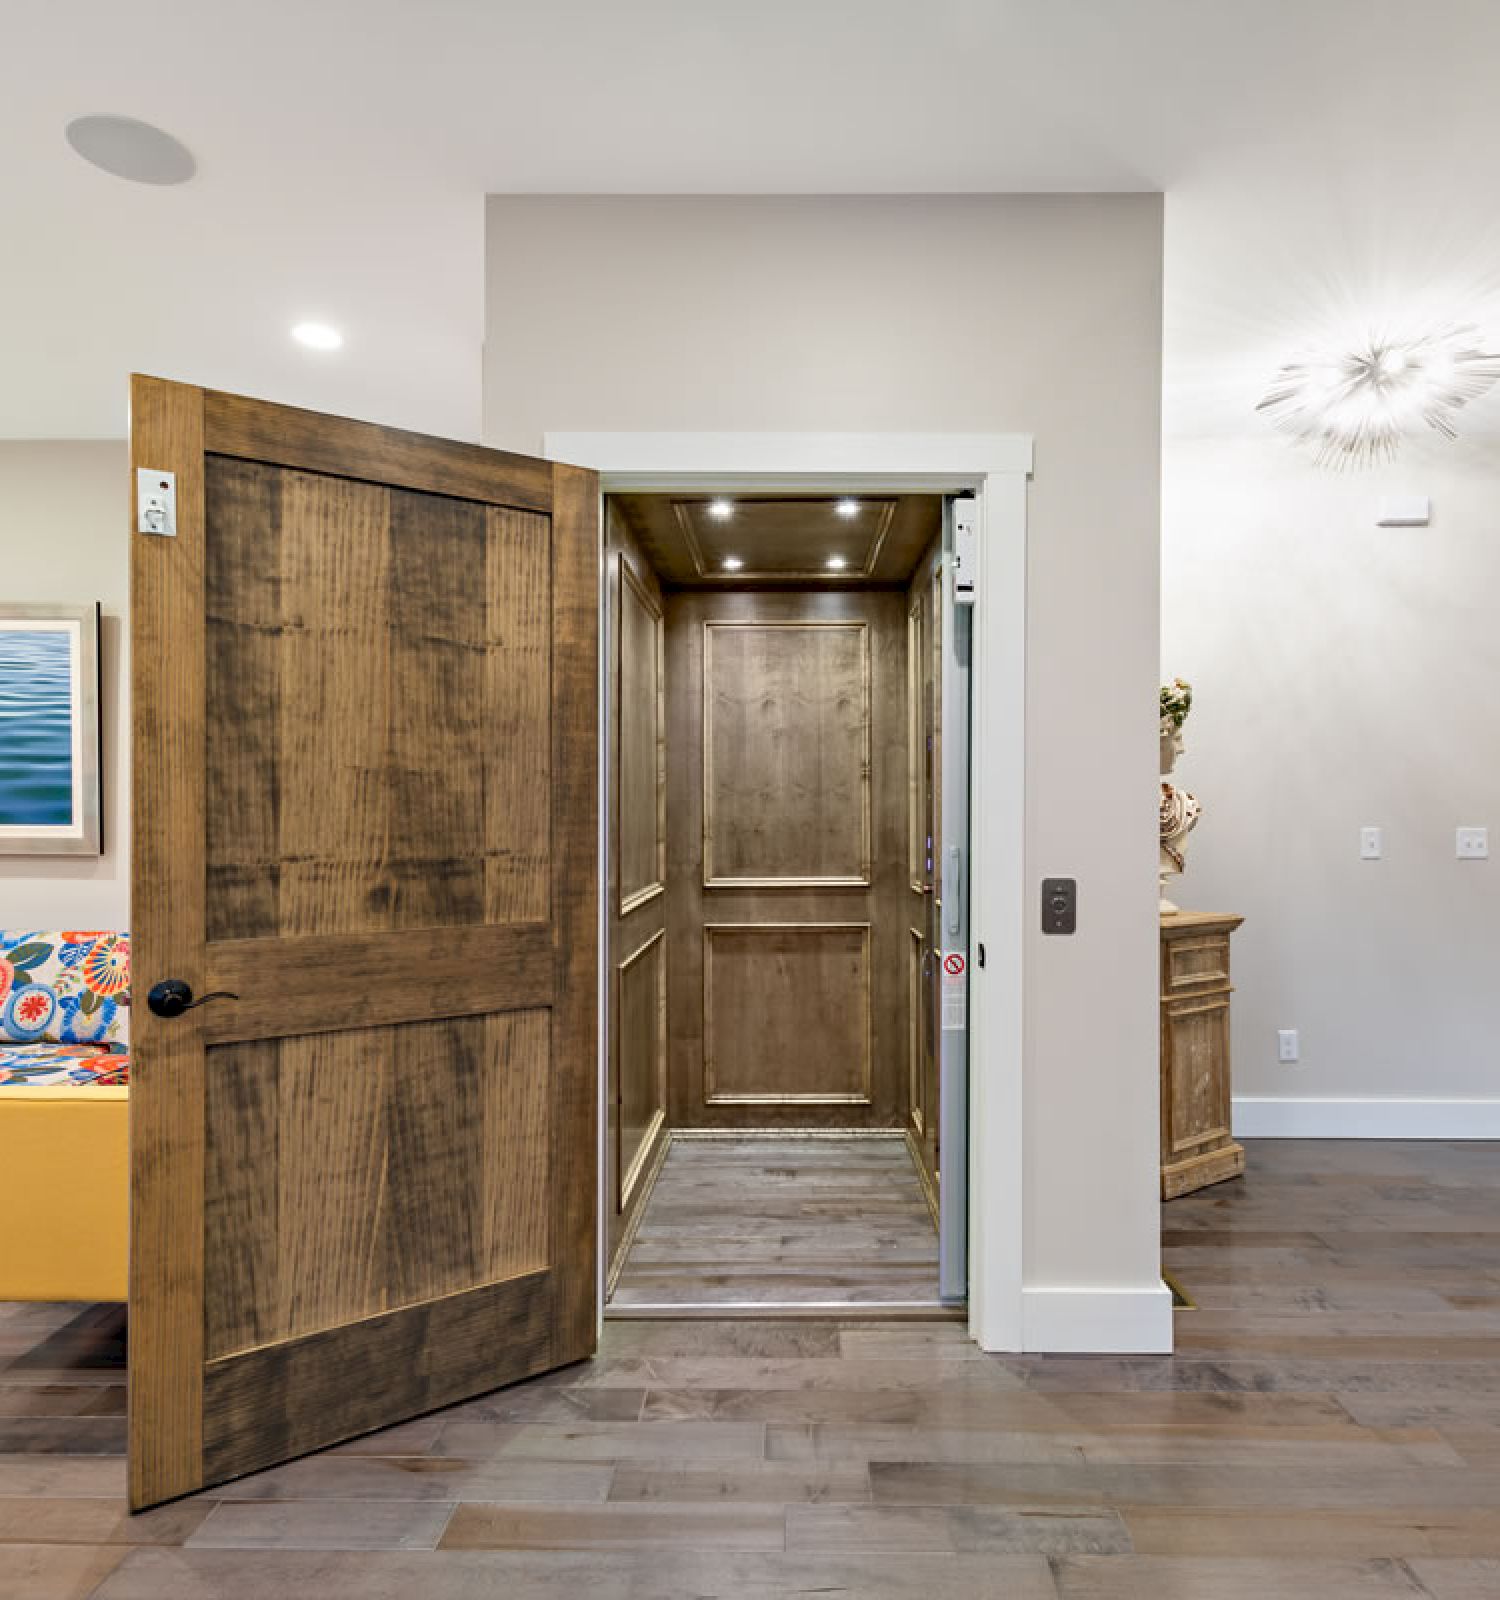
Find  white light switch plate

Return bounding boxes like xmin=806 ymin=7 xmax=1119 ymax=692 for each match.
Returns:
xmin=1360 ymin=826 xmax=1383 ymax=860
xmin=1457 ymin=826 xmax=1489 ymax=860
xmin=1376 ymin=495 xmax=1431 ymax=527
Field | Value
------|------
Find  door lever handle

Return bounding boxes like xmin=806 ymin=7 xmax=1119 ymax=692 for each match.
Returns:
xmin=147 ymin=979 xmax=240 ymax=1019
xmin=944 ymin=845 xmax=962 ymax=936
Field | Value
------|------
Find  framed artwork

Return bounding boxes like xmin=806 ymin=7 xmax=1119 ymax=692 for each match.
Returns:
xmin=0 ymin=603 xmax=102 ymax=855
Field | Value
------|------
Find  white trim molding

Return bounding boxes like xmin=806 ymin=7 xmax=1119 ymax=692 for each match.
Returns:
xmin=1235 ymin=1096 xmax=1500 ymax=1140
xmin=546 ymin=430 xmax=1034 ymax=487
xmin=1021 ymin=1284 xmax=1174 ymax=1355
xmin=550 ymin=429 xmax=1033 ymax=1354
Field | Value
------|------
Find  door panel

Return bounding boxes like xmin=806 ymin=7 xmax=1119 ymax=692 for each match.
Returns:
xmin=702 ymin=621 xmax=871 ymax=886
xmin=666 ymin=589 xmax=906 ymax=1129
xmin=129 ymin=377 xmax=597 ymax=1509
xmin=906 ymin=545 xmax=942 ymax=1214
xmin=704 ymin=923 xmax=871 ymax=1104
xmin=604 ymin=506 xmax=669 ymax=1286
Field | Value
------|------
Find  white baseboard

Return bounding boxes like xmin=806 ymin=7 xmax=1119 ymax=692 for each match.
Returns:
xmin=1234 ymin=1096 xmax=1500 ymax=1140
xmin=1019 ymin=1283 xmax=1173 ymax=1354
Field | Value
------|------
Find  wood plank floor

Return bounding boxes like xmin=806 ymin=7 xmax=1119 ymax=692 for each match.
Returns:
xmin=609 ymin=1134 xmax=942 ymax=1308
xmin=3 ymin=1139 xmax=1500 ymax=1597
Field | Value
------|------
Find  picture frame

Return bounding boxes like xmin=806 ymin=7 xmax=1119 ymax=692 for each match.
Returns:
xmin=0 ymin=602 xmax=102 ymax=855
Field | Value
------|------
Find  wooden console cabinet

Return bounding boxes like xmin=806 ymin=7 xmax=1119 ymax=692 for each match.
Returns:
xmin=1160 ymin=911 xmax=1246 ymax=1199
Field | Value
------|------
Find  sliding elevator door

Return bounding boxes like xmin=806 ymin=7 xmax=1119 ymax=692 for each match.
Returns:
xmin=905 ymin=500 xmax=973 ymax=1299
xmin=937 ymin=497 xmax=973 ymax=1301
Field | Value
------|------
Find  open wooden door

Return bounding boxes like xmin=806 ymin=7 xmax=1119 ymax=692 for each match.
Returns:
xmin=128 ymin=377 xmax=598 ymax=1509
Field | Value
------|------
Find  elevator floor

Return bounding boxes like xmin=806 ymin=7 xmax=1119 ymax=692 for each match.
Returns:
xmin=610 ymin=1134 xmax=942 ymax=1309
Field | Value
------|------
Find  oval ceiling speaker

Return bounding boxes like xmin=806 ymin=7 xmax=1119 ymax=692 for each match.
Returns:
xmin=65 ymin=115 xmax=196 ymax=185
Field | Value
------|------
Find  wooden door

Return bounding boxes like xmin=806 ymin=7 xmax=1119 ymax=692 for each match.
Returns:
xmin=128 ymin=377 xmax=597 ymax=1510
xmin=664 ymin=589 xmax=908 ymax=1129
xmin=906 ymin=548 xmax=942 ymax=1210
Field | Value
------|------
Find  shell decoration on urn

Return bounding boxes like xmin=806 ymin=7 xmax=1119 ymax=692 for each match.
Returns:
xmin=1159 ymin=677 xmax=1201 ymax=914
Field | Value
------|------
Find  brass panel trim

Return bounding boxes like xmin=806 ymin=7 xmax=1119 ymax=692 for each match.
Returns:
xmin=908 ymin=926 xmax=925 ymax=1137
xmin=604 ymin=1122 xmax=671 ymax=1298
xmin=704 ymin=876 xmax=871 ymax=890
xmin=621 ymin=1109 xmax=666 ymax=1210
xmin=616 ymin=555 xmax=666 ymax=916
xmin=614 ymin=928 xmax=668 ymax=1212
xmin=619 ymin=881 xmax=666 ymax=916
xmin=907 ymin=591 xmax=924 ymax=893
xmin=702 ymin=619 xmax=872 ymax=889
xmin=702 ymin=921 xmax=872 ymax=1106
xmin=905 ymin=1126 xmax=940 ymax=1230
xmin=669 ymin=1127 xmax=906 ymax=1141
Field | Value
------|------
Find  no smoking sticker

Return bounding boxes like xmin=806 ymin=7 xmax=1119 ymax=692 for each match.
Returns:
xmin=941 ymin=951 xmax=968 ymax=1030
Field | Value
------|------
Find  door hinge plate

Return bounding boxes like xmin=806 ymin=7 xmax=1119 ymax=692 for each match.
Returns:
xmin=136 ymin=468 xmax=177 ymax=537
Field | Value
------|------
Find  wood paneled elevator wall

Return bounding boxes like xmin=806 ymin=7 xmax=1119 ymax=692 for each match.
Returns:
xmin=663 ymin=588 xmax=910 ymax=1131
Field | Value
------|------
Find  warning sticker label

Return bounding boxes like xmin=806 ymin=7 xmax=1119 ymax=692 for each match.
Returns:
xmin=941 ymin=951 xmax=968 ymax=1031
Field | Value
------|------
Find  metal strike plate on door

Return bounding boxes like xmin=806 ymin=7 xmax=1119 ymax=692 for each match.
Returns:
xmin=952 ymin=496 xmax=978 ymax=606
xmin=136 ymin=468 xmax=177 ymax=536
xmin=1041 ymin=877 xmax=1077 ymax=935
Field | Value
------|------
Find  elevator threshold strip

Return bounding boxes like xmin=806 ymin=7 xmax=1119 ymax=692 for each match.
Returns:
xmin=604 ymin=1300 xmax=968 ymax=1322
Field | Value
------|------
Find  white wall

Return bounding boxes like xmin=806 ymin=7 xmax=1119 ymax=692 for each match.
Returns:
xmin=485 ymin=195 xmax=1168 ymax=1347
xmin=1163 ymin=431 xmax=1500 ymax=1137
xmin=0 ymin=442 xmax=129 ymax=932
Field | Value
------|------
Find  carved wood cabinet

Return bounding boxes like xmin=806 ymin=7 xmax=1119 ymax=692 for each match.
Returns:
xmin=1160 ymin=911 xmax=1246 ymax=1199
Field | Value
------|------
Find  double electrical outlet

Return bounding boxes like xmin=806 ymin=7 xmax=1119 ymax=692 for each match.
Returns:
xmin=1357 ymin=825 xmax=1488 ymax=860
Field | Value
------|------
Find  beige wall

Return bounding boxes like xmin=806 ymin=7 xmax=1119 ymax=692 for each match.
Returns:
xmin=1163 ymin=431 xmax=1500 ymax=1132
xmin=0 ymin=442 xmax=129 ymax=932
xmin=485 ymin=195 xmax=1166 ymax=1311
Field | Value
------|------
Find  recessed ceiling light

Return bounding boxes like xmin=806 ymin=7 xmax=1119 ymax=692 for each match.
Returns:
xmin=707 ymin=498 xmax=734 ymax=520
xmin=65 ymin=115 xmax=196 ymax=185
xmin=292 ymin=321 xmax=344 ymax=352
xmin=826 ymin=555 xmax=848 ymax=571
xmin=722 ymin=556 xmax=744 ymax=571
xmin=835 ymin=498 xmax=860 ymax=518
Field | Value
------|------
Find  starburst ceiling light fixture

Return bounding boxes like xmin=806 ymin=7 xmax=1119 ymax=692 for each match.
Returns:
xmin=1256 ymin=325 xmax=1500 ymax=468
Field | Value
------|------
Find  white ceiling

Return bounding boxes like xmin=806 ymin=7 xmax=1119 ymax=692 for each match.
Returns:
xmin=6 ymin=0 xmax=1500 ymax=441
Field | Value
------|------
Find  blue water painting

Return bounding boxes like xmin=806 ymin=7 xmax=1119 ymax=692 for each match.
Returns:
xmin=0 ymin=629 xmax=75 ymax=827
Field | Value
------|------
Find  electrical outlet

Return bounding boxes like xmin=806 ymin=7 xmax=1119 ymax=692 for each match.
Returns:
xmin=1360 ymin=826 xmax=1383 ymax=860
xmin=1278 ymin=1029 xmax=1300 ymax=1063
xmin=1457 ymin=827 xmax=1489 ymax=860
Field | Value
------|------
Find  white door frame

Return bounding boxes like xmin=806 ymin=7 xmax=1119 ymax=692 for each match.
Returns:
xmin=548 ymin=431 xmax=1031 ymax=1352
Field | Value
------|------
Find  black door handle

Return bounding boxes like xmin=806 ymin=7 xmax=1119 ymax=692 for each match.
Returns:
xmin=146 ymin=979 xmax=240 ymax=1018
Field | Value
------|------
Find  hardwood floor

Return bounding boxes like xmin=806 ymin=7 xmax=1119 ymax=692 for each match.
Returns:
xmin=3 ymin=1139 xmax=1500 ymax=1597
xmin=609 ymin=1134 xmax=941 ymax=1308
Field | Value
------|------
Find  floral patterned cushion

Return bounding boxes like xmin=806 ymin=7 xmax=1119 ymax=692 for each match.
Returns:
xmin=0 ymin=931 xmax=130 ymax=1049
xmin=0 ymin=1041 xmax=130 ymax=1087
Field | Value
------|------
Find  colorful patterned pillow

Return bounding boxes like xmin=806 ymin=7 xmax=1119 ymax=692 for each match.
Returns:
xmin=0 ymin=1042 xmax=130 ymax=1087
xmin=0 ymin=931 xmax=130 ymax=1049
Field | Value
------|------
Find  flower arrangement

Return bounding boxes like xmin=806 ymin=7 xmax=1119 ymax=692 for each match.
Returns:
xmin=1160 ymin=677 xmax=1192 ymax=736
